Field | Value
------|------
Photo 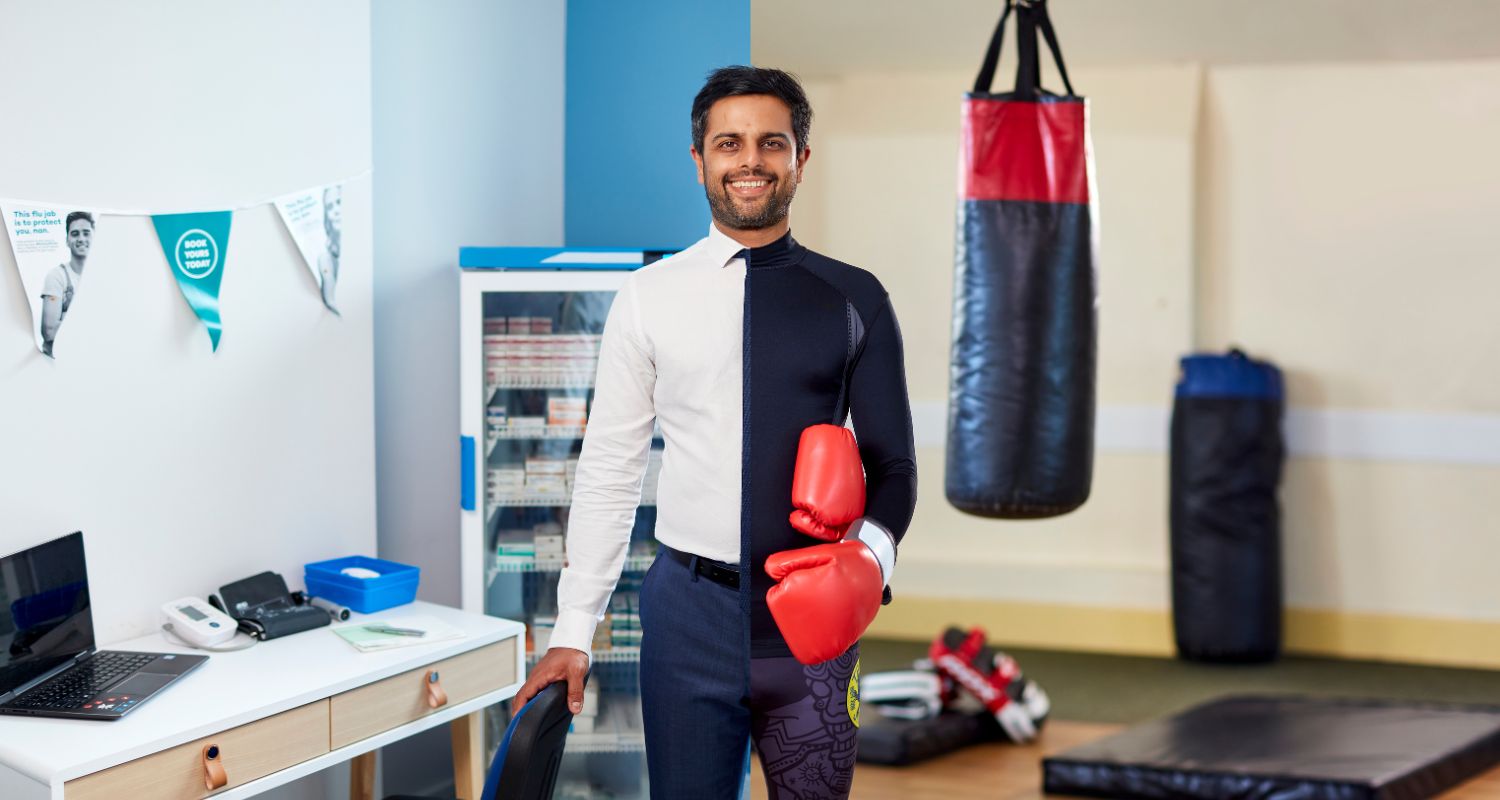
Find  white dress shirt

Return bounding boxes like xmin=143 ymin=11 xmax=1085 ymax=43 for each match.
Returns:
xmin=550 ymin=226 xmax=748 ymax=656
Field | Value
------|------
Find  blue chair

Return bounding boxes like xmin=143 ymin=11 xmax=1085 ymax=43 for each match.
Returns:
xmin=386 ymin=682 xmax=574 ymax=800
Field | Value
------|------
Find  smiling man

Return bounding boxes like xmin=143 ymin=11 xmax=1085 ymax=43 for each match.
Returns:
xmin=515 ymin=66 xmax=918 ymax=799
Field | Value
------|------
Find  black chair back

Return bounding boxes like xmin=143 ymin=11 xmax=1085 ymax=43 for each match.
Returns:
xmin=482 ymin=682 xmax=574 ymax=800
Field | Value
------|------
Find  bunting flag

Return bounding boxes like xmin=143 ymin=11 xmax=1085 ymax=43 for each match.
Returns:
xmin=152 ymin=211 xmax=233 ymax=351
xmin=1 ymin=202 xmax=103 ymax=358
xmin=273 ymin=183 xmax=343 ymax=315
xmin=1 ymin=168 xmax=364 ymax=357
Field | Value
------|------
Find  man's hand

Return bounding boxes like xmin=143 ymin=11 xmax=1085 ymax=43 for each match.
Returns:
xmin=513 ymin=647 xmax=590 ymax=713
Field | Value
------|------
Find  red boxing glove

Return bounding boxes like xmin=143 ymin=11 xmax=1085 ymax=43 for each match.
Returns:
xmin=765 ymin=540 xmax=883 ymax=665
xmin=789 ymin=424 xmax=866 ymax=542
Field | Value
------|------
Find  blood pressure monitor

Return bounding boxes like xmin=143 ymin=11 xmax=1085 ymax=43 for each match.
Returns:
xmin=161 ymin=597 xmax=240 ymax=647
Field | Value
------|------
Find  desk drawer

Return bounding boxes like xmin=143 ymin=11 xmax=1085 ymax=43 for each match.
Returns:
xmin=65 ymin=700 xmax=329 ymax=800
xmin=330 ymin=637 xmax=517 ymax=748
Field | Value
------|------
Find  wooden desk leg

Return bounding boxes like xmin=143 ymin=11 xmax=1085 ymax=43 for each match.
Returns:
xmin=452 ymin=711 xmax=485 ymax=800
xmin=350 ymin=751 xmax=377 ymax=800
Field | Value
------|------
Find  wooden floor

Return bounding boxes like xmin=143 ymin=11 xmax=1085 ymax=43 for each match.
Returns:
xmin=748 ymin=720 xmax=1500 ymax=799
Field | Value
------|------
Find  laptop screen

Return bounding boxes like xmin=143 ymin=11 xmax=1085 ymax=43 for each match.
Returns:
xmin=0 ymin=532 xmax=95 ymax=698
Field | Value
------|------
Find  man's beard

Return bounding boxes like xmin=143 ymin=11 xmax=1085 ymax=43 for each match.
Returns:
xmin=705 ymin=171 xmax=797 ymax=230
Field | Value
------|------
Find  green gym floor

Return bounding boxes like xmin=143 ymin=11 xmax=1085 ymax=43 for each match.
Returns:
xmin=860 ymin=638 xmax=1500 ymax=724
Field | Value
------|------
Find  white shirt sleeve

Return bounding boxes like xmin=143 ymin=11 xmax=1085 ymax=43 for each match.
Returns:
xmin=550 ymin=275 xmax=656 ymax=660
xmin=40 ymin=265 xmax=68 ymax=298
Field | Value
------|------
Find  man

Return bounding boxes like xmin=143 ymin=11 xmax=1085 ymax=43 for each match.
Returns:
xmin=516 ymin=66 xmax=917 ymax=799
xmin=318 ymin=185 xmax=342 ymax=313
xmin=39 ymin=211 xmax=94 ymax=357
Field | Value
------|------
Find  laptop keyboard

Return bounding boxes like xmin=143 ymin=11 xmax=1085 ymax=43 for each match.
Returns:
xmin=9 ymin=652 xmax=157 ymax=710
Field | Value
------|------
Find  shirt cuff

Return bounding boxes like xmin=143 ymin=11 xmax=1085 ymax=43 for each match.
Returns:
xmin=547 ymin=608 xmax=599 ymax=665
xmin=850 ymin=517 xmax=896 ymax=586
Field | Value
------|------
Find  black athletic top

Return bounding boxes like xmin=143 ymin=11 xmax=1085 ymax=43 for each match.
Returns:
xmin=741 ymin=232 xmax=918 ymax=656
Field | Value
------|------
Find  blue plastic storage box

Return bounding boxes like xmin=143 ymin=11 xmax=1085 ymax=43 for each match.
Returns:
xmin=304 ymin=555 xmax=421 ymax=614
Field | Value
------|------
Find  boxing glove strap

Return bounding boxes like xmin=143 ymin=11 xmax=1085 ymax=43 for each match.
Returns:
xmin=848 ymin=518 xmax=896 ymax=585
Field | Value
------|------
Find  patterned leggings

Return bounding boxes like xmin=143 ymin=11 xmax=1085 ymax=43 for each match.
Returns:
xmin=639 ymin=551 xmax=862 ymax=799
xmin=750 ymin=646 xmax=861 ymax=800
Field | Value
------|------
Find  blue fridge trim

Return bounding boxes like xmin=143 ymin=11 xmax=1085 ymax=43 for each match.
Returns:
xmin=460 ymin=435 xmax=476 ymax=511
xmin=459 ymin=246 xmax=674 ymax=270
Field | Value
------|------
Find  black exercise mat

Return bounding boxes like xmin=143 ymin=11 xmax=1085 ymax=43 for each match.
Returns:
xmin=1044 ymin=695 xmax=1500 ymax=800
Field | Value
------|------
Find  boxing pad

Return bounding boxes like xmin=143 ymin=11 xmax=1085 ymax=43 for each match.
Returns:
xmin=946 ymin=0 xmax=1097 ymax=519
xmin=860 ymin=670 xmax=945 ymax=721
xmin=929 ymin=627 xmax=1045 ymax=743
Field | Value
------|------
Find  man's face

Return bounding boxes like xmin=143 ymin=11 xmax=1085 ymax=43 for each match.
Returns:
xmin=692 ymin=94 xmax=809 ymax=232
xmin=323 ymin=187 xmax=343 ymax=231
xmin=67 ymin=220 xmax=92 ymax=259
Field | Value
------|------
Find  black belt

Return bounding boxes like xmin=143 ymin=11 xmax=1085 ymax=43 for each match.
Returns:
xmin=664 ymin=546 xmax=740 ymax=590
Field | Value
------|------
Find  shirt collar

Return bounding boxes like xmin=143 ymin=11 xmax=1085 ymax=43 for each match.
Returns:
xmin=705 ymin=223 xmax=746 ymax=268
xmin=705 ymin=223 xmax=801 ymax=269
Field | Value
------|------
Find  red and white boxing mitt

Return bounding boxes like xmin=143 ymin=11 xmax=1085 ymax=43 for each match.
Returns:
xmin=929 ymin=627 xmax=1046 ymax=743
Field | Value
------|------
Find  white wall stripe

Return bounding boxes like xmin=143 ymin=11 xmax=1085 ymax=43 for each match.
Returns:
xmin=910 ymin=401 xmax=1500 ymax=467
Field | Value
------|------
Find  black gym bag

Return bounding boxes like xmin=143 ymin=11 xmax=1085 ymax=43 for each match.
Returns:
xmin=1170 ymin=349 xmax=1286 ymax=662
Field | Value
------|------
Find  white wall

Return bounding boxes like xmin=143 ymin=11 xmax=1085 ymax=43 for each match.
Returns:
xmin=1197 ymin=60 xmax=1500 ymax=413
xmin=370 ymin=1 xmax=565 ymax=795
xmin=1197 ymin=60 xmax=1500 ymax=620
xmin=0 ymin=1 xmax=375 ymax=640
xmin=0 ymin=3 xmax=374 ymax=798
xmin=371 ymin=0 xmax=565 ymax=608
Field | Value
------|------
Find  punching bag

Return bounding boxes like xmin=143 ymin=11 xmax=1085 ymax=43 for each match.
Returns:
xmin=946 ymin=0 xmax=1098 ymax=518
xmin=1171 ymin=349 xmax=1285 ymax=663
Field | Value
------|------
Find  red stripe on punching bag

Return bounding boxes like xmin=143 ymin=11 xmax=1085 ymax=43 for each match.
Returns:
xmin=960 ymin=98 xmax=1089 ymax=204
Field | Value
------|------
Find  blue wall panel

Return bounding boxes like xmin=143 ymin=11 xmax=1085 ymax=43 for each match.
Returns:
xmin=565 ymin=0 xmax=751 ymax=249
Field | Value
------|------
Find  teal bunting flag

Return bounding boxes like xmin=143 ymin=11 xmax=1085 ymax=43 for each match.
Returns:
xmin=152 ymin=211 xmax=231 ymax=351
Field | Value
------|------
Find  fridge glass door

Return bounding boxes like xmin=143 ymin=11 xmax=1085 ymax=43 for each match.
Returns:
xmin=479 ymin=286 xmax=654 ymax=798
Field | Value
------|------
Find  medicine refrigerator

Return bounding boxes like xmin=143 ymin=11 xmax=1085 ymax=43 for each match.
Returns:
xmin=458 ymin=246 xmax=668 ymax=799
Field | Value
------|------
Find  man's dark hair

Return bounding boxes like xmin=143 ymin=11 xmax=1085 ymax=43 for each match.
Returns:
xmin=65 ymin=210 xmax=94 ymax=231
xmin=691 ymin=65 xmax=812 ymax=155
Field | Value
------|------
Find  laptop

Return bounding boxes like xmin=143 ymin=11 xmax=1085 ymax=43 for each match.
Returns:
xmin=0 ymin=532 xmax=207 ymax=720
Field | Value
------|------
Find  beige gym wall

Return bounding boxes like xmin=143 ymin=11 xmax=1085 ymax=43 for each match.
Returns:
xmin=784 ymin=61 xmax=1500 ymax=667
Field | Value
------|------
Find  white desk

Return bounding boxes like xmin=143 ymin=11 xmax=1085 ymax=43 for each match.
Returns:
xmin=0 ymin=601 xmax=525 ymax=800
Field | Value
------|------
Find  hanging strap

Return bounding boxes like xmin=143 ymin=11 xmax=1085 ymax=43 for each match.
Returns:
xmin=971 ymin=0 xmax=1077 ymax=98
xmin=971 ymin=0 xmax=1015 ymax=95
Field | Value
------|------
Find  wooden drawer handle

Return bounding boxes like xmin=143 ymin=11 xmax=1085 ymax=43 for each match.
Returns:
xmin=426 ymin=670 xmax=448 ymax=708
xmin=202 ymin=743 xmax=227 ymax=791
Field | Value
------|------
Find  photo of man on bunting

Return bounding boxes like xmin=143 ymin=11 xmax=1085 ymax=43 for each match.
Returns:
xmin=273 ymin=183 xmax=343 ymax=315
xmin=152 ymin=211 xmax=232 ymax=351
xmin=1 ymin=201 xmax=102 ymax=358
